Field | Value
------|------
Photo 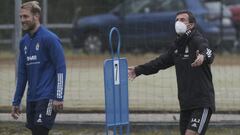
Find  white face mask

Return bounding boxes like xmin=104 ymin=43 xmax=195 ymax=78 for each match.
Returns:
xmin=175 ymin=21 xmax=187 ymax=35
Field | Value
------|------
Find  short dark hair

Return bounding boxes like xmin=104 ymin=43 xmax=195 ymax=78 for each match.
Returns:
xmin=176 ymin=10 xmax=196 ymax=24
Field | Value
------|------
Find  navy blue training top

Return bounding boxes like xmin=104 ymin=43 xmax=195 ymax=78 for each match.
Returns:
xmin=12 ymin=25 xmax=66 ymax=106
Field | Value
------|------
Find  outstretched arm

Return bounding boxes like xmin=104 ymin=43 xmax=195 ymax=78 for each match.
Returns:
xmin=128 ymin=47 xmax=175 ymax=80
xmin=192 ymin=36 xmax=214 ymax=67
xmin=128 ymin=67 xmax=137 ymax=81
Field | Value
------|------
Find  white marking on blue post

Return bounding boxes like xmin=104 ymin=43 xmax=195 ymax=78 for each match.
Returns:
xmin=114 ymin=60 xmax=120 ymax=85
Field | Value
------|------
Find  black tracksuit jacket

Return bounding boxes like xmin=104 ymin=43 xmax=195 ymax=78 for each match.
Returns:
xmin=134 ymin=29 xmax=215 ymax=112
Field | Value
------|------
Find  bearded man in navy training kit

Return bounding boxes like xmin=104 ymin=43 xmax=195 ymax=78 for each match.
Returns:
xmin=11 ymin=1 xmax=66 ymax=135
xmin=128 ymin=10 xmax=215 ymax=135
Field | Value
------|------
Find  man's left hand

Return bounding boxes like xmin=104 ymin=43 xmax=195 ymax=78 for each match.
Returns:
xmin=53 ymin=100 xmax=64 ymax=112
xmin=191 ymin=50 xmax=204 ymax=67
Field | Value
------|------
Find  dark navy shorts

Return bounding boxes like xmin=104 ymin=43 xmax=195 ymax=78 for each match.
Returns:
xmin=180 ymin=108 xmax=212 ymax=135
xmin=26 ymin=99 xmax=57 ymax=129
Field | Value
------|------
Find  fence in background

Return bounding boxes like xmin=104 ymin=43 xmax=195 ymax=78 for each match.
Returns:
xmin=0 ymin=23 xmax=72 ymax=45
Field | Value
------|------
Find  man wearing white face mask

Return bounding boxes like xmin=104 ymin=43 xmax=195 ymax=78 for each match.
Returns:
xmin=128 ymin=10 xmax=215 ymax=135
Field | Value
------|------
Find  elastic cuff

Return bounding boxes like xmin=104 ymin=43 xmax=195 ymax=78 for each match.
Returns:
xmin=134 ymin=66 xmax=142 ymax=77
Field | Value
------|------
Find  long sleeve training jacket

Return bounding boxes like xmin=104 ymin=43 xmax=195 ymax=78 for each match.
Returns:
xmin=134 ymin=29 xmax=215 ymax=112
xmin=13 ymin=26 xmax=66 ymax=106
